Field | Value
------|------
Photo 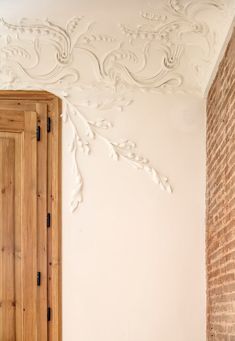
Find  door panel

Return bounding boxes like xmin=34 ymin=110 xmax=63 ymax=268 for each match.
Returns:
xmin=0 ymin=132 xmax=23 ymax=341
xmin=22 ymin=112 xmax=38 ymax=340
xmin=0 ymin=111 xmax=38 ymax=341
xmin=0 ymin=137 xmax=16 ymax=341
xmin=0 ymin=92 xmax=61 ymax=341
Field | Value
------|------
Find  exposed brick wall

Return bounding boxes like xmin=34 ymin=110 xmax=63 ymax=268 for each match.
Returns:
xmin=207 ymin=28 xmax=235 ymax=340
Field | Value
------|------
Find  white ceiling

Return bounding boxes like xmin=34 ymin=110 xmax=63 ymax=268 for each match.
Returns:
xmin=0 ymin=0 xmax=234 ymax=94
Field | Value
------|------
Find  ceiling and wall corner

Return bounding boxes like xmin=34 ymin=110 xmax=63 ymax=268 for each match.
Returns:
xmin=204 ymin=15 xmax=235 ymax=98
xmin=0 ymin=1 xmax=234 ymax=341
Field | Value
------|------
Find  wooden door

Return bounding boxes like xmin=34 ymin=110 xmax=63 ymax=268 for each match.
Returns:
xmin=0 ymin=92 xmax=61 ymax=341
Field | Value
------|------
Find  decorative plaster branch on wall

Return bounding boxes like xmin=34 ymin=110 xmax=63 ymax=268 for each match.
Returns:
xmin=61 ymin=95 xmax=172 ymax=212
xmin=0 ymin=0 xmax=225 ymax=211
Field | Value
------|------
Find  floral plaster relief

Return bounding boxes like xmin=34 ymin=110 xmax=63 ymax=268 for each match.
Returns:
xmin=0 ymin=0 xmax=228 ymax=211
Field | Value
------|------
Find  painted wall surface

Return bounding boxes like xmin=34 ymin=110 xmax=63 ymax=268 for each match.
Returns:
xmin=62 ymin=93 xmax=207 ymax=341
xmin=0 ymin=1 xmax=234 ymax=341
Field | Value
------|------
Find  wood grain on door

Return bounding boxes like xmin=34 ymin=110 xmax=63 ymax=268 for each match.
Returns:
xmin=0 ymin=92 xmax=61 ymax=341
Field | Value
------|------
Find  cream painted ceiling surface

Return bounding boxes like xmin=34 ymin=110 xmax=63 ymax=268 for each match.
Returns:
xmin=0 ymin=0 xmax=235 ymax=93
xmin=0 ymin=0 xmax=234 ymax=94
xmin=0 ymin=0 xmax=234 ymax=210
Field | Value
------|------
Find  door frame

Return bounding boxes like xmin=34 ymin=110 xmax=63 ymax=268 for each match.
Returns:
xmin=0 ymin=90 xmax=62 ymax=341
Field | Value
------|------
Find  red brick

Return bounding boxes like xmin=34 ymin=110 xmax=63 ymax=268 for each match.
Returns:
xmin=207 ymin=29 xmax=235 ymax=340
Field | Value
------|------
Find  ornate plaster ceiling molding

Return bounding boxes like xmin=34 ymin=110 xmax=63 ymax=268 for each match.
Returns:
xmin=0 ymin=0 xmax=226 ymax=211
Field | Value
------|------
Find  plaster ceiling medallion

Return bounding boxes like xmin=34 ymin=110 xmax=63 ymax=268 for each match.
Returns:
xmin=0 ymin=0 xmax=226 ymax=211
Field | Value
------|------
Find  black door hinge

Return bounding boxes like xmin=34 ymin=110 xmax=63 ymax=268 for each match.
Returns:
xmin=37 ymin=272 xmax=41 ymax=286
xmin=47 ymin=117 xmax=51 ymax=133
xmin=36 ymin=125 xmax=41 ymax=141
xmin=47 ymin=213 xmax=51 ymax=228
xmin=47 ymin=307 xmax=51 ymax=321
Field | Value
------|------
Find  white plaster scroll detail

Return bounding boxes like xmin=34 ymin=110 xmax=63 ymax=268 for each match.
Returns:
xmin=0 ymin=0 xmax=225 ymax=211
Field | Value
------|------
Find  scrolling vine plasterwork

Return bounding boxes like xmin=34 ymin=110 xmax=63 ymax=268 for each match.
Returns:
xmin=0 ymin=0 xmax=225 ymax=211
